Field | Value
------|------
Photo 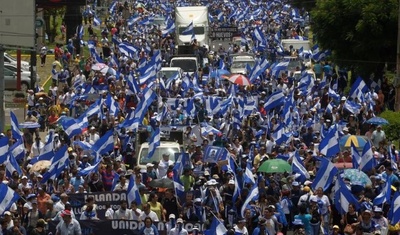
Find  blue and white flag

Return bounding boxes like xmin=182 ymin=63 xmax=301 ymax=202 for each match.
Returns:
xmin=360 ymin=141 xmax=375 ymax=172
xmin=127 ymin=174 xmax=141 ymax=205
xmin=240 ymin=185 xmax=259 ymax=217
xmin=0 ymin=153 xmax=22 ymax=178
xmin=264 ymin=91 xmax=285 ymax=110
xmin=93 ymin=15 xmax=101 ymax=26
xmin=349 ymin=77 xmax=368 ymax=101
xmin=30 ymin=131 xmax=54 ymax=164
xmin=92 ymin=130 xmax=114 ymax=156
xmin=292 ymin=152 xmax=310 ymax=183
xmin=10 ymin=111 xmax=22 ymax=140
xmin=9 ymin=138 xmax=25 ymax=161
xmin=0 ymin=183 xmax=20 ymax=215
xmin=201 ymin=123 xmax=221 ymax=136
xmin=58 ymin=117 xmax=82 ymax=138
xmin=41 ymin=145 xmax=69 ymax=183
xmin=328 ymin=87 xmax=340 ymax=101
xmin=0 ymin=137 xmax=9 ymax=157
xmin=79 ymin=159 xmax=102 ymax=176
xmin=105 ymin=94 xmax=119 ymax=116
xmin=334 ymin=177 xmax=360 ymax=214
xmin=244 ymin=161 xmax=256 ymax=185
xmin=351 ymin=142 xmax=361 ymax=169
xmin=311 ymin=157 xmax=338 ymax=191
xmin=205 ymin=216 xmax=227 ymax=235
xmin=162 ymin=20 xmax=176 ymax=37
xmin=373 ymin=178 xmax=391 ymax=205
xmin=181 ymin=21 xmax=194 ymax=35
xmin=319 ymin=124 xmax=340 ymax=157
xmin=146 ymin=128 xmax=160 ymax=159
xmin=271 ymin=61 xmax=289 ymax=77
xmin=344 ymin=100 xmax=362 ymax=114
xmin=389 ymin=191 xmax=400 ymax=224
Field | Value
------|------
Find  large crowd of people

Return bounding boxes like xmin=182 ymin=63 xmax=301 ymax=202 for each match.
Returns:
xmin=1 ymin=0 xmax=399 ymax=235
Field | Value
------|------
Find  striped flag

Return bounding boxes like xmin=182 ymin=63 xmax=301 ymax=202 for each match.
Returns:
xmin=0 ymin=183 xmax=20 ymax=215
xmin=334 ymin=177 xmax=360 ymax=214
xmin=311 ymin=157 xmax=338 ymax=191
xmin=360 ymin=141 xmax=375 ymax=172
xmin=10 ymin=111 xmax=22 ymax=140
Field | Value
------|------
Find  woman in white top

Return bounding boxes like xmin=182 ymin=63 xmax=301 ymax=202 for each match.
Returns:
xmin=234 ymin=219 xmax=249 ymax=235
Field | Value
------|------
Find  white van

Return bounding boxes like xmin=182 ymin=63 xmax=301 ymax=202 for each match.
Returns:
xmin=281 ymin=39 xmax=311 ymax=51
xmin=293 ymin=70 xmax=316 ymax=82
xmin=230 ymin=55 xmax=255 ymax=74
xmin=159 ymin=67 xmax=183 ymax=84
xmin=136 ymin=141 xmax=181 ymax=169
xmin=170 ymin=57 xmax=198 ymax=75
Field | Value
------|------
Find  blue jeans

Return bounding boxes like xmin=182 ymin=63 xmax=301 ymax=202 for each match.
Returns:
xmin=310 ymin=222 xmax=320 ymax=235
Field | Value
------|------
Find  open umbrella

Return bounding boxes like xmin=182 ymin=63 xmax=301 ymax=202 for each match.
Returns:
xmin=258 ymin=159 xmax=291 ymax=173
xmin=343 ymin=169 xmax=372 ymax=187
xmin=29 ymin=160 xmax=51 ymax=173
xmin=339 ymin=135 xmax=367 ymax=148
xmin=148 ymin=178 xmax=175 ymax=189
xmin=366 ymin=117 xmax=389 ymax=125
xmin=226 ymin=74 xmax=251 ymax=86
xmin=91 ymin=63 xmax=109 ymax=71
xmin=19 ymin=122 xmax=41 ymax=129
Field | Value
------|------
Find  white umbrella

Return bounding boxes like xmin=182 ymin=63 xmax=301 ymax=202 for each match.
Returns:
xmin=91 ymin=63 xmax=109 ymax=71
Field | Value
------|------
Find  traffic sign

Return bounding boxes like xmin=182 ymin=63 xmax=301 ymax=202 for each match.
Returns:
xmin=35 ymin=18 xmax=44 ymax=28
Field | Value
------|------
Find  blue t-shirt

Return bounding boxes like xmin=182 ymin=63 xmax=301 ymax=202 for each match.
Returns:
xmin=295 ymin=214 xmax=312 ymax=234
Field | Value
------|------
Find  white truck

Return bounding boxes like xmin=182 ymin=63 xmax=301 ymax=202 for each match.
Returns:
xmin=175 ymin=6 xmax=209 ymax=46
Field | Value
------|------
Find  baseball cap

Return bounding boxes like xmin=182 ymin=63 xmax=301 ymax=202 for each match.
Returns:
xmin=146 ymin=163 xmax=154 ymax=168
xmin=177 ymin=218 xmax=183 ymax=223
xmin=4 ymin=211 xmax=11 ymax=216
xmin=61 ymin=210 xmax=72 ymax=217
xmin=169 ymin=214 xmax=176 ymax=219
xmin=333 ymin=225 xmax=339 ymax=229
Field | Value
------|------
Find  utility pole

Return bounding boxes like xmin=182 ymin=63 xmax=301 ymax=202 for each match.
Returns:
xmin=395 ymin=0 xmax=400 ymax=111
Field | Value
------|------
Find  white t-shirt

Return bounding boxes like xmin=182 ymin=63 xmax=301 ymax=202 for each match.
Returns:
xmin=105 ymin=208 xmax=114 ymax=220
xmin=140 ymin=211 xmax=159 ymax=222
xmin=234 ymin=225 xmax=249 ymax=235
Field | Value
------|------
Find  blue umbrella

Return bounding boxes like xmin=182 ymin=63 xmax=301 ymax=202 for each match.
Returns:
xmin=365 ymin=117 xmax=389 ymax=125
xmin=19 ymin=122 xmax=41 ymax=129
xmin=343 ymin=169 xmax=372 ymax=187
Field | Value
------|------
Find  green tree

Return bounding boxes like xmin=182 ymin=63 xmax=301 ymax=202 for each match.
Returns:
xmin=311 ymin=0 xmax=398 ymax=77
xmin=291 ymin=0 xmax=316 ymax=12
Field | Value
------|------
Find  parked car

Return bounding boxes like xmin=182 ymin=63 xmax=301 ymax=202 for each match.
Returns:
xmin=4 ymin=53 xmax=30 ymax=71
xmin=3 ymin=64 xmax=39 ymax=92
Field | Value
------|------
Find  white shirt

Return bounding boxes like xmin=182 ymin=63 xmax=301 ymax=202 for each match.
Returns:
xmin=54 ymin=201 xmax=66 ymax=212
xmin=298 ymin=193 xmax=312 ymax=207
xmin=129 ymin=208 xmax=142 ymax=221
xmin=89 ymin=133 xmax=100 ymax=145
xmin=169 ymin=227 xmax=189 ymax=235
xmin=114 ymin=208 xmax=131 ymax=220
xmin=31 ymin=141 xmax=45 ymax=157
xmin=316 ymin=195 xmax=330 ymax=215
xmin=158 ymin=159 xmax=174 ymax=178
xmin=140 ymin=210 xmax=159 ymax=222
xmin=105 ymin=208 xmax=114 ymax=220
xmin=27 ymin=94 xmax=35 ymax=106
xmin=234 ymin=225 xmax=249 ymax=235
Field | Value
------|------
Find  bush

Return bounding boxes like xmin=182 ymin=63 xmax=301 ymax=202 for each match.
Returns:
xmin=379 ymin=111 xmax=400 ymax=143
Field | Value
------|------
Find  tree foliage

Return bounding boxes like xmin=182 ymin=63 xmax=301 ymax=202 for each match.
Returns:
xmin=311 ymin=0 xmax=398 ymax=76
xmin=291 ymin=0 xmax=316 ymax=12
xmin=379 ymin=110 xmax=400 ymax=144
